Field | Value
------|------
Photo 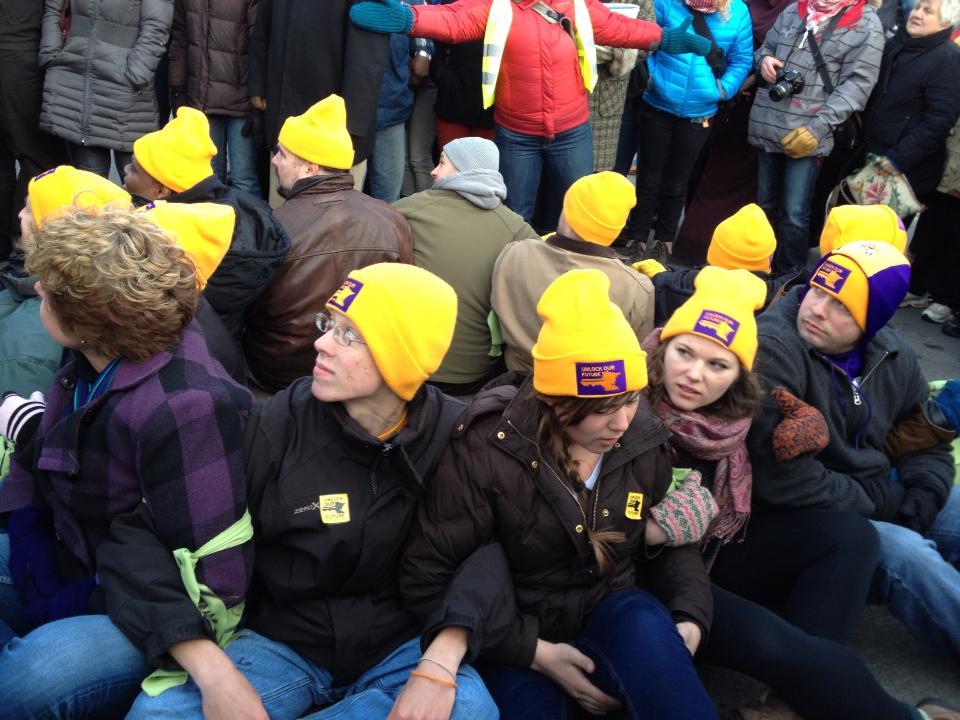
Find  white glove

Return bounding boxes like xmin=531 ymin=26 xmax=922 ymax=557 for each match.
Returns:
xmin=0 ymin=391 xmax=46 ymax=444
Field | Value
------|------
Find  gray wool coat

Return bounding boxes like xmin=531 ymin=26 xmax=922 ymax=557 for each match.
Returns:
xmin=38 ymin=0 xmax=173 ymax=151
xmin=748 ymin=1 xmax=884 ymax=157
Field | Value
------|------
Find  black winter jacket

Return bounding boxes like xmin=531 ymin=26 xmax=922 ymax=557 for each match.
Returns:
xmin=248 ymin=0 xmax=389 ymax=162
xmin=749 ymin=287 xmax=954 ymax=532
xmin=166 ymin=175 xmax=290 ymax=342
xmin=401 ymin=374 xmax=713 ymax=668
xmin=242 ymin=379 xmax=465 ymax=684
xmin=864 ymin=26 xmax=960 ymax=196
xmin=650 ymin=265 xmax=800 ymax=326
xmin=0 ymin=0 xmax=44 ymax=49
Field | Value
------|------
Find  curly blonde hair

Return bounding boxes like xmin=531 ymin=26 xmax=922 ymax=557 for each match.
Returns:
xmin=26 ymin=206 xmax=198 ymax=362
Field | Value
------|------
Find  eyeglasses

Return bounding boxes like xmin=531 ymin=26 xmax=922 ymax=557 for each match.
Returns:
xmin=315 ymin=312 xmax=367 ymax=348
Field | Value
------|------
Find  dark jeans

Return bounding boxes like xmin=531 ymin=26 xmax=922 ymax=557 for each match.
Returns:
xmin=710 ymin=509 xmax=880 ymax=643
xmin=757 ymin=151 xmax=822 ymax=274
xmin=477 ymin=589 xmax=717 ymax=720
xmin=66 ymin=143 xmax=132 ymax=180
xmin=0 ymin=48 xmax=61 ymax=256
xmin=629 ymin=102 xmax=712 ymax=245
xmin=702 ymin=586 xmax=912 ymax=720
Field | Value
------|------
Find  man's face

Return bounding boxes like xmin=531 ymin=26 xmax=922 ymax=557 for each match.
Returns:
xmin=123 ymin=156 xmax=169 ymax=200
xmin=272 ymin=143 xmax=309 ymax=192
xmin=430 ymin=152 xmax=458 ymax=182
xmin=797 ymin=286 xmax=864 ymax=355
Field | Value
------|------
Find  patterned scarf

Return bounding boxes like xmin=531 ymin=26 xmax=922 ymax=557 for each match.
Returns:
xmin=805 ymin=0 xmax=858 ymax=30
xmin=656 ymin=401 xmax=753 ymax=543
xmin=685 ymin=0 xmax=719 ymax=14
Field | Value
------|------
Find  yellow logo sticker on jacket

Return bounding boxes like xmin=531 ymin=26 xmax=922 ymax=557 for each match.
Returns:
xmin=318 ymin=494 xmax=350 ymax=524
xmin=625 ymin=492 xmax=644 ymax=520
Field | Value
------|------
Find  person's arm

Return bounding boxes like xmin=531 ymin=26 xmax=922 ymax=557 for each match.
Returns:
xmin=806 ymin=14 xmax=885 ymax=145
xmin=167 ymin=0 xmax=188 ymax=93
xmin=407 ymin=0 xmax=489 ymax=42
xmin=168 ymin=639 xmax=269 ymax=720
xmin=39 ymin=0 xmax=65 ymax=66
xmin=748 ymin=334 xmax=878 ymax=514
xmin=588 ymin=0 xmax=662 ymax=50
xmin=124 ymin=0 xmax=175 ymax=89
xmin=247 ymin=0 xmax=270 ymax=105
xmin=884 ymin=59 xmax=960 ymax=174
xmin=718 ymin=4 xmax=754 ymax=100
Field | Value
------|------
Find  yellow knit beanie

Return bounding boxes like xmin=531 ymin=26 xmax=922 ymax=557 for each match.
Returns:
xmin=133 ymin=107 xmax=217 ymax=193
xmin=28 ymin=166 xmax=131 ymax=228
xmin=661 ymin=266 xmax=767 ymax=370
xmin=706 ymin=203 xmax=777 ymax=273
xmin=561 ymin=172 xmax=636 ymax=246
xmin=139 ymin=201 xmax=236 ymax=289
xmin=326 ymin=263 xmax=457 ymax=400
xmin=278 ymin=94 xmax=354 ymax=170
xmin=818 ymin=204 xmax=908 ymax=257
xmin=532 ymin=269 xmax=647 ymax=397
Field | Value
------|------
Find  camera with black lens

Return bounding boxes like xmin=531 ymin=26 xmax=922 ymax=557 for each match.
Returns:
xmin=768 ymin=69 xmax=804 ymax=102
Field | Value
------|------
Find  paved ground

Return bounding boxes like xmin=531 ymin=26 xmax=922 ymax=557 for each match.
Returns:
xmin=702 ymin=302 xmax=960 ymax=714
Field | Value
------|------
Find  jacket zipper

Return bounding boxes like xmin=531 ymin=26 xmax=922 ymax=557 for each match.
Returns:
xmin=824 ymin=350 xmax=889 ymax=406
xmin=80 ymin=0 xmax=99 ymax=144
xmin=370 ymin=442 xmax=392 ymax=497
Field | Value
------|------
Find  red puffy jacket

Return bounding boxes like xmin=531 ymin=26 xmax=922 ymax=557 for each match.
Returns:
xmin=411 ymin=0 xmax=662 ymax=138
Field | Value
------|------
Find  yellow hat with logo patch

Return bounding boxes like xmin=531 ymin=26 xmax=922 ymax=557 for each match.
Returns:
xmin=278 ymin=94 xmax=354 ymax=170
xmin=532 ymin=269 xmax=647 ymax=397
xmin=139 ymin=200 xmax=236 ymax=289
xmin=28 ymin=166 xmax=132 ymax=229
xmin=326 ymin=263 xmax=457 ymax=401
xmin=133 ymin=107 xmax=217 ymax=192
xmin=562 ymin=172 xmax=636 ymax=246
xmin=661 ymin=266 xmax=767 ymax=370
xmin=707 ymin=203 xmax=777 ymax=273
xmin=818 ymin=204 xmax=908 ymax=257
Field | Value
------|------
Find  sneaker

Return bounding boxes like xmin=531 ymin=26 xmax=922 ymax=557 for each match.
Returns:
xmin=900 ymin=292 xmax=932 ymax=308
xmin=917 ymin=698 xmax=960 ymax=720
xmin=922 ymin=303 xmax=953 ymax=324
xmin=943 ymin=316 xmax=960 ymax=338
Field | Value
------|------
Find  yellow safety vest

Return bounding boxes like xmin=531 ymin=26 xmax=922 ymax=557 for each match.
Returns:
xmin=481 ymin=0 xmax=597 ymax=109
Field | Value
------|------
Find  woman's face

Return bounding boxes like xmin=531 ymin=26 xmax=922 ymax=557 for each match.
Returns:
xmin=907 ymin=0 xmax=948 ymax=37
xmin=662 ymin=334 xmax=741 ymax=412
xmin=564 ymin=395 xmax=640 ymax=455
xmin=311 ymin=313 xmax=386 ymax=403
xmin=34 ymin=281 xmax=81 ymax=349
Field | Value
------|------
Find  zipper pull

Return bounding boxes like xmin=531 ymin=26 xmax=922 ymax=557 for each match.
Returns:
xmin=852 ymin=387 xmax=862 ymax=406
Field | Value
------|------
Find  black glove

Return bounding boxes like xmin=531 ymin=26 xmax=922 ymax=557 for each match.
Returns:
xmin=866 ymin=479 xmax=905 ymax=523
xmin=896 ymin=487 xmax=942 ymax=535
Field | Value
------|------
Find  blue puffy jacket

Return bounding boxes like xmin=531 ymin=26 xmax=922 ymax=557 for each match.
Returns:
xmin=643 ymin=0 xmax=753 ymax=119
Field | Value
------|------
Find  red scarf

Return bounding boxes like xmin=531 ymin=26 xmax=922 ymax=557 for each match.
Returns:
xmin=684 ymin=0 xmax=719 ymax=14
xmin=805 ymin=0 xmax=859 ymax=28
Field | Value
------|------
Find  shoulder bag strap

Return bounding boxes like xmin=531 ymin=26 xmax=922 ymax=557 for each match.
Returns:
xmin=806 ymin=8 xmax=848 ymax=96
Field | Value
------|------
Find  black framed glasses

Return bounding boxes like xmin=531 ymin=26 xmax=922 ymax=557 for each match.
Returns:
xmin=315 ymin=312 xmax=367 ymax=347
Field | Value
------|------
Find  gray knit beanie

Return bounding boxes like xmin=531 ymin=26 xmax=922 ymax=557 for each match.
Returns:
xmin=442 ymin=137 xmax=500 ymax=173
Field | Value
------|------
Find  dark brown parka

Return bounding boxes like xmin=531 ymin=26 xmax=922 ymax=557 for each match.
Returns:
xmin=401 ymin=374 xmax=713 ymax=667
xmin=169 ymin=0 xmax=255 ymax=116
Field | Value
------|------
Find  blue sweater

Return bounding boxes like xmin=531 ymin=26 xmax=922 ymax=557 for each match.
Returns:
xmin=643 ymin=0 xmax=753 ymax=118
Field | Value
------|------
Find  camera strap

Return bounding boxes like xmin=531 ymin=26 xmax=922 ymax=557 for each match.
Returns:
xmin=690 ymin=11 xmax=727 ymax=80
xmin=529 ymin=1 xmax=575 ymax=38
xmin=806 ymin=9 xmax=847 ymax=95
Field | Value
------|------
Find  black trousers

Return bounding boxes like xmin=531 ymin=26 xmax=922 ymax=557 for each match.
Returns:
xmin=629 ymin=102 xmax=712 ymax=245
xmin=909 ymin=192 xmax=960 ymax=309
xmin=0 ymin=48 xmax=61 ymax=257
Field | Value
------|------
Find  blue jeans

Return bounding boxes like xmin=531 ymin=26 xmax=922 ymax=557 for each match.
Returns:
xmin=495 ymin=121 xmax=594 ymax=228
xmin=368 ymin=122 xmax=406 ymax=203
xmin=208 ymin=114 xmax=261 ymax=196
xmin=871 ymin=484 xmax=960 ymax=660
xmin=477 ymin=589 xmax=716 ymax=720
xmin=128 ymin=634 xmax=498 ymax=720
xmin=757 ymin=151 xmax=822 ymax=273
xmin=0 ymin=533 xmax=150 ymax=718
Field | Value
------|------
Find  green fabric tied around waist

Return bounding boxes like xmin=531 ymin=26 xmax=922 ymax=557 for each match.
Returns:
xmin=141 ymin=510 xmax=253 ymax=696
xmin=0 ymin=437 xmax=15 ymax=482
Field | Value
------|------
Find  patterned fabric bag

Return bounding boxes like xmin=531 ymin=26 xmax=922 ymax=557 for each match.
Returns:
xmin=840 ymin=153 xmax=925 ymax=218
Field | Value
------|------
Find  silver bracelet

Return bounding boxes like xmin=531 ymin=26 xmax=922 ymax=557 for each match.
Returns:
xmin=419 ymin=656 xmax=456 ymax=679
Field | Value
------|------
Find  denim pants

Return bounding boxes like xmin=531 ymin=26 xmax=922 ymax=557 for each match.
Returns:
xmin=368 ymin=122 xmax=407 ymax=203
xmin=477 ymin=589 xmax=717 ymax=720
xmin=208 ymin=114 xmax=261 ymax=196
xmin=871 ymin=483 xmax=960 ymax=660
xmin=401 ymin=78 xmax=438 ymax=197
xmin=757 ymin=151 xmax=822 ymax=274
xmin=495 ymin=121 xmax=593 ymax=227
xmin=0 ymin=533 xmax=151 ymax=718
xmin=128 ymin=633 xmax=498 ymax=720
xmin=631 ymin=103 xmax=713 ymax=245
xmin=67 ymin=142 xmax=132 ymax=181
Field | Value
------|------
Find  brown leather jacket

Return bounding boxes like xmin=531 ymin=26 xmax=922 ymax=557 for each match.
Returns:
xmin=243 ymin=173 xmax=412 ymax=391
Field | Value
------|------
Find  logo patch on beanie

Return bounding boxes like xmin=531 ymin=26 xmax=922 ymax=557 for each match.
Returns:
xmin=812 ymin=261 xmax=850 ymax=293
xmin=576 ymin=361 xmax=627 ymax=395
xmin=693 ymin=310 xmax=739 ymax=347
xmin=328 ymin=278 xmax=363 ymax=312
